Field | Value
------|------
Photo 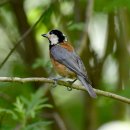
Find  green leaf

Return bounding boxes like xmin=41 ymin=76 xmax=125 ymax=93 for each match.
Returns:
xmin=13 ymin=97 xmax=26 ymax=119
xmin=0 ymin=108 xmax=17 ymax=119
xmin=24 ymin=121 xmax=53 ymax=130
xmin=35 ymin=104 xmax=53 ymax=110
xmin=23 ymin=88 xmax=52 ymax=118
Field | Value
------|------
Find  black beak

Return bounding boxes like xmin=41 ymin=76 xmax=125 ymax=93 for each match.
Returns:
xmin=41 ymin=34 xmax=47 ymax=37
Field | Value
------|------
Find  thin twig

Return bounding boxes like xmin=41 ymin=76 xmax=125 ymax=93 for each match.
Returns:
xmin=0 ymin=77 xmax=130 ymax=104
xmin=53 ymin=112 xmax=67 ymax=130
xmin=0 ymin=10 xmax=45 ymax=69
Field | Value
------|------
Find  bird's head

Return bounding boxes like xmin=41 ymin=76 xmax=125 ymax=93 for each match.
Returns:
xmin=41 ymin=29 xmax=67 ymax=45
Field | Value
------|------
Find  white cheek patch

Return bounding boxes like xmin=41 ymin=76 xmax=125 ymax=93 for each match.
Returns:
xmin=50 ymin=34 xmax=59 ymax=45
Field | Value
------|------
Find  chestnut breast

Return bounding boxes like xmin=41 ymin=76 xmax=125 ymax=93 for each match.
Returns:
xmin=50 ymin=42 xmax=76 ymax=78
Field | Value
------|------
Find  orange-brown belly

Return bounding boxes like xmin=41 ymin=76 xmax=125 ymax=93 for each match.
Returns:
xmin=51 ymin=58 xmax=76 ymax=78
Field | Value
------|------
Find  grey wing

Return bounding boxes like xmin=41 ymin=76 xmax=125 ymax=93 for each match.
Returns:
xmin=50 ymin=45 xmax=88 ymax=79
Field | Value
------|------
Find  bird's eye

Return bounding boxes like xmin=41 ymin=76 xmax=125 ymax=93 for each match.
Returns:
xmin=49 ymin=32 xmax=52 ymax=34
xmin=49 ymin=31 xmax=53 ymax=35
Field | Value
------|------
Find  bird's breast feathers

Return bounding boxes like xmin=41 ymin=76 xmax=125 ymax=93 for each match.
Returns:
xmin=50 ymin=42 xmax=76 ymax=78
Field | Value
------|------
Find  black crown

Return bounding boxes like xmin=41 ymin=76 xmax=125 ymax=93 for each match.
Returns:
xmin=49 ymin=29 xmax=65 ymax=43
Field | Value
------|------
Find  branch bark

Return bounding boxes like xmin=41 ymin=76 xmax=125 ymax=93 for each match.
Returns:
xmin=0 ymin=77 xmax=130 ymax=104
xmin=0 ymin=10 xmax=45 ymax=69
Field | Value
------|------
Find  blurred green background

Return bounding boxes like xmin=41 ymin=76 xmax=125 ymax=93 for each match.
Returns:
xmin=0 ymin=0 xmax=130 ymax=130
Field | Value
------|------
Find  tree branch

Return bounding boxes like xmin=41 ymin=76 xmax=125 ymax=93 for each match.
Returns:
xmin=0 ymin=77 xmax=130 ymax=104
xmin=0 ymin=10 xmax=45 ymax=69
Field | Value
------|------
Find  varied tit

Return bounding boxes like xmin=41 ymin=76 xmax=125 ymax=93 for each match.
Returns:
xmin=41 ymin=29 xmax=97 ymax=98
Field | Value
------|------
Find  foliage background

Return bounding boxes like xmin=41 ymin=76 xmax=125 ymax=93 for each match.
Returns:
xmin=0 ymin=0 xmax=130 ymax=130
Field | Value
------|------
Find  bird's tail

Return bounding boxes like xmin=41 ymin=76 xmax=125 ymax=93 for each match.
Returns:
xmin=77 ymin=75 xmax=97 ymax=98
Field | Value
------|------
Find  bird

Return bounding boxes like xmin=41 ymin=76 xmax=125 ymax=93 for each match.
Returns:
xmin=41 ymin=29 xmax=97 ymax=98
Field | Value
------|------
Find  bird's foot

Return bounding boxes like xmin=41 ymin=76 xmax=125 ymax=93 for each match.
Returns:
xmin=67 ymin=79 xmax=77 ymax=91
xmin=51 ymin=77 xmax=63 ymax=88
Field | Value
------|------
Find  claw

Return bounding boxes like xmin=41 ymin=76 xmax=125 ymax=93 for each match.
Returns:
xmin=51 ymin=77 xmax=63 ymax=88
xmin=53 ymin=79 xmax=58 ymax=88
xmin=51 ymin=78 xmax=58 ymax=88
xmin=67 ymin=79 xmax=77 ymax=91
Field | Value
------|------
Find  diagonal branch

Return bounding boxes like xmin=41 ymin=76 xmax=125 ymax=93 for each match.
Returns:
xmin=0 ymin=77 xmax=130 ymax=104
xmin=0 ymin=10 xmax=45 ymax=69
